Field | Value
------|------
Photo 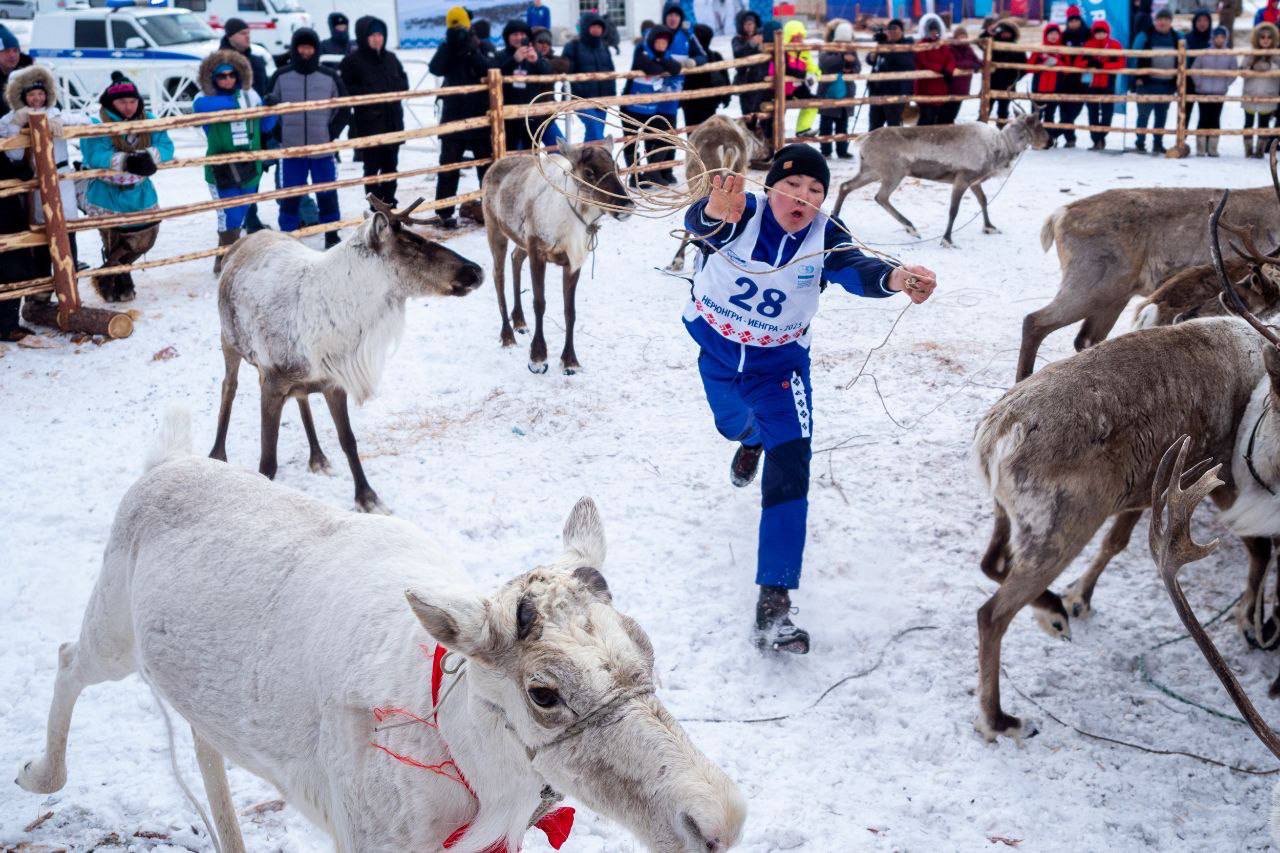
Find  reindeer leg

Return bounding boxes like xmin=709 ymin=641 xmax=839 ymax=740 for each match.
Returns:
xmin=980 ymin=504 xmax=1012 ymax=583
xmin=667 ymin=234 xmax=692 ymax=273
xmin=193 ymin=728 xmax=247 ymax=853
xmin=833 ymin=173 xmax=875 ymax=218
xmin=1073 ymin=298 xmax=1129 ymax=352
xmin=257 ymin=374 xmax=288 ymax=481
xmin=528 ymin=254 xmax=549 ymax=374
xmin=972 ymin=183 xmax=999 ymax=234
xmin=1015 ymin=272 xmax=1108 ymax=382
xmin=1233 ymin=536 xmax=1276 ymax=649
xmin=940 ymin=180 xmax=967 ymax=248
xmin=560 ymin=265 xmax=582 ymax=375
xmin=489 ymin=229 xmax=515 ymax=347
xmin=296 ymin=395 xmax=331 ymax=475
xmin=323 ymin=386 xmax=387 ymax=514
xmin=1062 ymin=509 xmax=1143 ymax=620
xmin=511 ymin=247 xmax=528 ymax=333
xmin=209 ymin=339 xmax=241 ymax=462
xmin=874 ymin=176 xmax=918 ymax=237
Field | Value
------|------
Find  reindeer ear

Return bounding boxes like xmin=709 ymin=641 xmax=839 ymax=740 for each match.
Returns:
xmin=369 ymin=211 xmax=393 ymax=250
xmin=562 ymin=497 xmax=606 ymax=567
xmin=573 ymin=566 xmax=612 ymax=604
xmin=558 ymin=139 xmax=577 ymax=159
xmin=405 ymin=587 xmax=497 ymax=663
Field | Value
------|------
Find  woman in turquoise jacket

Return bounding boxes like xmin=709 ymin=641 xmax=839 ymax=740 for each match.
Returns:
xmin=80 ymin=72 xmax=175 ymax=302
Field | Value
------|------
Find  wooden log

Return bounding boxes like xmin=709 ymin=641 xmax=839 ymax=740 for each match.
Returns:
xmin=488 ymin=68 xmax=506 ymax=161
xmin=988 ymin=61 xmax=1178 ymax=76
xmin=27 ymin=112 xmax=78 ymax=325
xmin=988 ymin=90 xmax=1176 ymax=104
xmin=1174 ymin=41 xmax=1189 ymax=157
xmin=0 ymin=227 xmax=46 ymax=253
xmin=773 ymin=29 xmax=786 ymax=152
xmin=979 ymin=37 xmax=994 ymax=123
xmin=511 ymin=51 xmax=770 ymax=84
xmin=22 ymin=300 xmax=133 ymax=339
xmin=501 ymin=81 xmax=772 ymax=119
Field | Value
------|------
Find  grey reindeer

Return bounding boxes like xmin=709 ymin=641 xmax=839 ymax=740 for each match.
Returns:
xmin=832 ymin=110 xmax=1051 ymax=248
xmin=210 ymin=196 xmax=483 ymax=513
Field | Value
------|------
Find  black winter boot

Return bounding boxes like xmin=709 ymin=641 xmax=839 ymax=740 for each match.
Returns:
xmin=324 ymin=230 xmax=341 ymax=249
xmin=731 ymin=443 xmax=763 ymax=488
xmin=754 ymin=586 xmax=810 ymax=654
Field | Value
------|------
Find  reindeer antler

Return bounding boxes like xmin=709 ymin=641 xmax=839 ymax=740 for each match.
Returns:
xmin=1219 ymin=220 xmax=1278 ymax=267
xmin=1211 ymin=191 xmax=1280 ymax=347
xmin=1150 ymin=436 xmax=1280 ymax=762
xmin=1271 ymin=138 xmax=1280 ymax=212
xmin=366 ymin=194 xmax=430 ymax=227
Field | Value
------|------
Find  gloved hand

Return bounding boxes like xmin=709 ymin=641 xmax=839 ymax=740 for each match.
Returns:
xmin=804 ymin=72 xmax=819 ymax=91
xmin=124 ymin=151 xmax=157 ymax=177
xmin=8 ymin=107 xmax=28 ymax=127
xmin=47 ymin=116 xmax=64 ymax=137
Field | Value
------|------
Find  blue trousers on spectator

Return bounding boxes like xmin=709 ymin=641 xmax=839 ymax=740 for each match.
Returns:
xmin=578 ymin=108 xmax=607 ymax=142
xmin=543 ymin=118 xmax=566 ymax=147
xmin=208 ymin=181 xmax=258 ymax=232
xmin=278 ymin=156 xmax=339 ymax=232
xmin=698 ymin=346 xmax=813 ymax=590
xmin=1136 ymin=102 xmax=1170 ymax=148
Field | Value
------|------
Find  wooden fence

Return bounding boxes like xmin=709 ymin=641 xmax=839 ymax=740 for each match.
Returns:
xmin=4 ymin=32 xmax=1277 ymax=339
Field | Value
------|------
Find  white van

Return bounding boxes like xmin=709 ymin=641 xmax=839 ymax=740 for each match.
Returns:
xmin=170 ymin=0 xmax=310 ymax=60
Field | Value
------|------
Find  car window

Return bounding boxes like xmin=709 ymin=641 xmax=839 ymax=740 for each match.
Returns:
xmin=135 ymin=12 xmax=214 ymax=46
xmin=74 ymin=19 xmax=108 ymax=49
xmin=174 ymin=0 xmax=208 ymax=11
xmin=111 ymin=19 xmax=142 ymax=48
xmin=237 ymin=0 xmax=265 ymax=12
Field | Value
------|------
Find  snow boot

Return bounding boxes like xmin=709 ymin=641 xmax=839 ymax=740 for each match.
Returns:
xmin=324 ymin=230 xmax=341 ymax=250
xmin=754 ymin=586 xmax=810 ymax=654
xmin=1195 ymin=136 xmax=1207 ymax=157
xmin=1245 ymin=136 xmax=1256 ymax=158
xmin=731 ymin=443 xmax=764 ymax=488
xmin=1208 ymin=137 xmax=1220 ymax=157
xmin=244 ymin=203 xmax=268 ymax=234
xmin=213 ymin=228 xmax=241 ymax=275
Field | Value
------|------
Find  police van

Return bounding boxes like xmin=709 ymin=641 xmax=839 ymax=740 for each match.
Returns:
xmin=29 ymin=0 xmax=273 ymax=111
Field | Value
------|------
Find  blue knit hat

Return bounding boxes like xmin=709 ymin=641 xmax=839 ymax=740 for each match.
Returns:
xmin=0 ymin=24 xmax=19 ymax=51
xmin=1212 ymin=25 xmax=1229 ymax=38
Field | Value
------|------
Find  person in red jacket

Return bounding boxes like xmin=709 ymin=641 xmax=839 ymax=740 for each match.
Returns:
xmin=914 ymin=13 xmax=957 ymax=125
xmin=1083 ymin=19 xmax=1125 ymax=149
xmin=1029 ymin=23 xmax=1066 ymax=144
xmin=942 ymin=25 xmax=984 ymax=124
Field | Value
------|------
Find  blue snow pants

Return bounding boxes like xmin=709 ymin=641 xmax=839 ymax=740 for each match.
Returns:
xmin=698 ymin=347 xmax=813 ymax=590
xmin=278 ymin=156 xmax=339 ymax=232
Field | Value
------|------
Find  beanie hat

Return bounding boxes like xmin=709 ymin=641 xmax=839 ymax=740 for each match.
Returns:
xmin=213 ymin=62 xmax=236 ymax=76
xmin=0 ymin=24 xmax=18 ymax=51
xmin=765 ymin=144 xmax=830 ymax=196
xmin=223 ymin=17 xmax=249 ymax=38
xmin=1212 ymin=25 xmax=1229 ymax=38
xmin=20 ymin=77 xmax=46 ymax=99
xmin=100 ymin=71 xmax=142 ymax=110
xmin=833 ymin=21 xmax=854 ymax=42
xmin=446 ymin=6 xmax=471 ymax=29
xmin=887 ymin=18 xmax=905 ymax=30
xmin=1155 ymin=8 xmax=1173 ymax=19
xmin=291 ymin=27 xmax=320 ymax=50
xmin=533 ymin=27 xmax=553 ymax=45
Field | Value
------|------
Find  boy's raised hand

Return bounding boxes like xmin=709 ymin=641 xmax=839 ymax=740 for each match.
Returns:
xmin=705 ymin=173 xmax=747 ymax=223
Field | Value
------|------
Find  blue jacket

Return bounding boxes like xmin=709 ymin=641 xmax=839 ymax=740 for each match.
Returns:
xmin=526 ymin=4 xmax=551 ymax=29
xmin=683 ymin=194 xmax=894 ymax=373
xmin=625 ymin=30 xmax=684 ymax=115
xmin=80 ymin=111 xmax=175 ymax=215
xmin=1131 ymin=28 xmax=1182 ymax=93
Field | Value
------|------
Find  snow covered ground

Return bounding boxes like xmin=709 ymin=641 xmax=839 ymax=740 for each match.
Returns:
xmin=4 ymin=116 xmax=1280 ymax=851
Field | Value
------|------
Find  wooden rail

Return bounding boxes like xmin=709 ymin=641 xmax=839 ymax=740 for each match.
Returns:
xmin=4 ymin=34 xmax=1277 ymax=340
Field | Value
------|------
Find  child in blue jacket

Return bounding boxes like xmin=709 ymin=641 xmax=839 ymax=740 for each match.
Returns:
xmin=682 ymin=144 xmax=937 ymax=653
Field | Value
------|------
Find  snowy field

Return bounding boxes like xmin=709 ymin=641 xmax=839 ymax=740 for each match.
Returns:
xmin=4 ymin=118 xmax=1280 ymax=851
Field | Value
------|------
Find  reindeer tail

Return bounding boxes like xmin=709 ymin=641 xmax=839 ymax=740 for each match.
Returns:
xmin=1040 ymin=207 xmax=1064 ymax=253
xmin=145 ymin=405 xmax=193 ymax=471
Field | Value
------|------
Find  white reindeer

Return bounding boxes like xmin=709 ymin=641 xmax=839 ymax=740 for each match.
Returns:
xmin=16 ymin=408 xmax=746 ymax=853
xmin=210 ymin=197 xmax=484 ymax=513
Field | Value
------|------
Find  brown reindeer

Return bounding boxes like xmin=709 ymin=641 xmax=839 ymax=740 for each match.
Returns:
xmin=483 ymin=144 xmax=633 ymax=375
xmin=1017 ymin=148 xmax=1280 ymax=381
xmin=1136 ymin=223 xmax=1280 ymax=327
xmin=970 ymin=193 xmax=1280 ymax=741
xmin=667 ymin=116 xmax=769 ymax=272
xmin=210 ymin=197 xmax=483 ymax=513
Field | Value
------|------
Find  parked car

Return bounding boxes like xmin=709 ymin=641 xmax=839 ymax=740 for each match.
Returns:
xmin=0 ymin=0 xmax=36 ymax=19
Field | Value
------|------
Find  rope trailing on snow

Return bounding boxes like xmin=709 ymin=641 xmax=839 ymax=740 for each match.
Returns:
xmin=679 ymin=625 xmax=937 ymax=725
xmin=1138 ymin=592 xmax=1250 ymax=725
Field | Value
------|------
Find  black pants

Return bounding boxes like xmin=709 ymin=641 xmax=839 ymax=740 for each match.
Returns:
xmin=1035 ymin=101 xmax=1059 ymax=138
xmin=994 ymin=92 xmax=1015 ymax=121
xmin=819 ymin=114 xmax=849 ymax=156
xmin=1057 ymin=101 xmax=1083 ymax=143
xmin=1087 ymin=102 xmax=1115 ymax=144
xmin=505 ymin=117 xmax=538 ymax=152
xmin=1245 ymin=112 xmax=1276 ymax=151
xmin=621 ymin=110 xmax=675 ymax=180
xmin=917 ymin=104 xmax=948 ymax=126
xmin=868 ymin=103 xmax=903 ymax=131
xmin=362 ymin=143 xmax=401 ymax=208
xmin=939 ymin=101 xmax=963 ymax=124
xmin=1198 ymin=101 xmax=1223 ymax=130
xmin=740 ymin=91 xmax=766 ymax=120
xmin=0 ymin=245 xmax=33 ymax=335
xmin=436 ymin=132 xmax=492 ymax=220
xmin=682 ymin=98 xmax=721 ymax=128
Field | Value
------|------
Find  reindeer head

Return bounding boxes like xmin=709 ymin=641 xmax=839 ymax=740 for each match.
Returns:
xmin=405 ymin=498 xmax=745 ymax=852
xmin=358 ymin=195 xmax=485 ymax=297
xmin=1005 ymin=110 xmax=1052 ymax=151
xmin=560 ymin=141 xmax=634 ymax=221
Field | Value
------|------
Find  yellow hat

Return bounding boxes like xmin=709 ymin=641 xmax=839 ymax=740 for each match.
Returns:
xmin=446 ymin=6 xmax=470 ymax=29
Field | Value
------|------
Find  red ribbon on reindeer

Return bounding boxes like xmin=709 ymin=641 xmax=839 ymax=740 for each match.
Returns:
xmin=370 ymin=644 xmax=575 ymax=852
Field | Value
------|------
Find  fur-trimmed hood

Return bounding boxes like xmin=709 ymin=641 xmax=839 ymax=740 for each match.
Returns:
xmin=5 ymin=64 xmax=58 ymax=112
xmin=198 ymin=49 xmax=253 ymax=95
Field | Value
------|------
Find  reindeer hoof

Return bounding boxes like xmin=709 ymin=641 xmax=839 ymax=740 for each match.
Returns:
xmin=563 ymin=365 xmax=581 ymax=376
xmin=501 ymin=330 xmax=517 ymax=348
xmin=939 ymin=238 xmax=957 ymax=249
xmin=974 ymin=713 xmax=1039 ymax=745
xmin=1062 ymin=581 xmax=1093 ymax=621
xmin=1244 ymin=617 xmax=1280 ymax=650
xmin=16 ymin=757 xmax=65 ymax=794
xmin=904 ymin=227 xmax=920 ymax=238
xmin=1034 ymin=606 xmax=1071 ymax=641
xmin=983 ymin=225 xmax=1001 ymax=235
xmin=665 ymin=262 xmax=685 ymax=273
xmin=528 ymin=361 xmax=549 ymax=375
xmin=309 ymin=456 xmax=332 ymax=475
xmin=356 ymin=494 xmax=391 ymax=515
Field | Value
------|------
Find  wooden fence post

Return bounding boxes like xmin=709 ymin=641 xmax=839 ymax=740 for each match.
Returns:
xmin=772 ymin=29 xmax=786 ymax=152
xmin=1173 ymin=41 xmax=1189 ymax=157
xmin=487 ymin=67 xmax=506 ymax=161
xmin=979 ymin=37 xmax=994 ymax=123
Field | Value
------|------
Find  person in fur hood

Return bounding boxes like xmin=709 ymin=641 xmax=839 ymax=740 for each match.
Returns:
xmin=0 ymin=65 xmax=87 ymax=230
xmin=193 ymin=49 xmax=277 ymax=272
xmin=80 ymin=72 xmax=175 ymax=302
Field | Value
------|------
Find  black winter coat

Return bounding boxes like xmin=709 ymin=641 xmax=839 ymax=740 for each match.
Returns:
xmin=868 ymin=35 xmax=914 ymax=96
xmin=562 ymin=14 xmax=616 ymax=98
xmin=0 ymin=55 xmax=33 ymax=288
xmin=339 ymin=17 xmax=410 ymax=137
xmin=219 ymin=37 xmax=269 ymax=98
xmin=428 ymin=27 xmax=493 ymax=127
xmin=732 ymin=11 xmax=768 ymax=86
xmin=496 ymin=45 xmax=551 ymax=106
